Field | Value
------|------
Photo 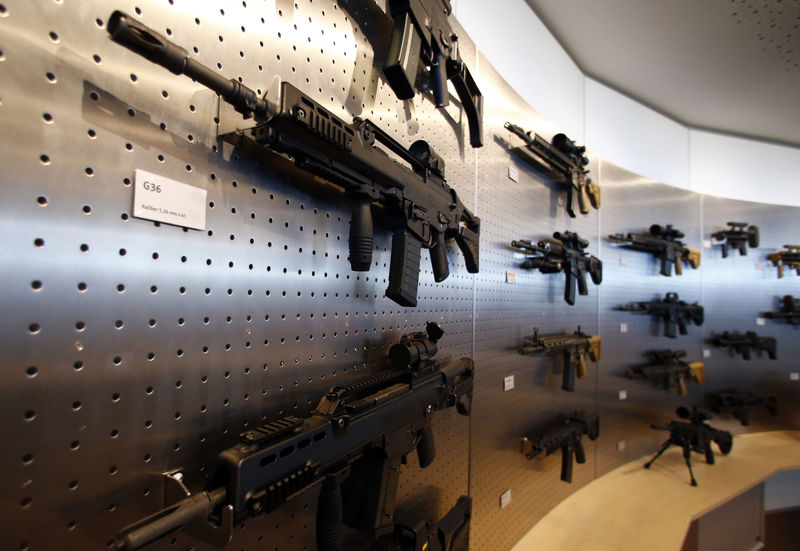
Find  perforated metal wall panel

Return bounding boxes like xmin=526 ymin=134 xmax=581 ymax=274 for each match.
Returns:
xmin=1 ymin=2 xmax=799 ymax=551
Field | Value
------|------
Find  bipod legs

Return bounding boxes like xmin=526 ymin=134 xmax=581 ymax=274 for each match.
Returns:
xmin=683 ymin=446 xmax=697 ymax=486
xmin=644 ymin=439 xmax=672 ymax=469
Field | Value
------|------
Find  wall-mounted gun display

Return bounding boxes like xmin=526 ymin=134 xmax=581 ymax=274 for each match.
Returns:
xmin=504 ymin=122 xmax=600 ymax=218
xmin=710 ymin=331 xmax=777 ymax=360
xmin=706 ymin=391 xmax=778 ymax=426
xmin=710 ymin=222 xmax=759 ymax=257
xmin=644 ymin=407 xmax=733 ymax=486
xmin=614 ymin=292 xmax=704 ymax=338
xmin=114 ymin=322 xmax=473 ymax=551
xmin=521 ymin=414 xmax=599 ymax=483
xmin=518 ymin=327 xmax=601 ymax=392
xmin=384 ymin=0 xmax=484 ymax=147
xmin=767 ymin=245 xmax=800 ymax=278
xmin=626 ymin=350 xmax=704 ymax=395
xmin=607 ymin=224 xmax=700 ymax=276
xmin=107 ymin=11 xmax=480 ymax=308
xmin=511 ymin=231 xmax=602 ymax=305
xmin=763 ymin=295 xmax=800 ymax=325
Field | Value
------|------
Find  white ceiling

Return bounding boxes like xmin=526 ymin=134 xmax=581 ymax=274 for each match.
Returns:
xmin=524 ymin=0 xmax=800 ymax=147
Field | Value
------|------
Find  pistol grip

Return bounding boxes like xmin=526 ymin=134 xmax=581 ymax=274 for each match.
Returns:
xmin=430 ymin=231 xmax=450 ymax=282
xmin=564 ymin=186 xmax=577 ymax=218
xmin=431 ymin=47 xmax=449 ymax=108
xmin=675 ymin=257 xmax=683 ymax=275
xmin=574 ymin=438 xmax=586 ymax=465
xmin=386 ymin=228 xmax=421 ymax=307
xmin=348 ymin=196 xmax=373 ymax=271
xmin=384 ymin=13 xmax=421 ymax=100
xmin=577 ymin=182 xmax=590 ymax=214
xmin=576 ymin=352 xmax=588 ymax=380
xmin=446 ymin=58 xmax=484 ymax=147
xmin=677 ymin=376 xmax=688 ymax=396
xmin=417 ymin=420 xmax=437 ymax=468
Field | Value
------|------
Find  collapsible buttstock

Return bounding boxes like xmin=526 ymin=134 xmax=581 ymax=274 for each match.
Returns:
xmin=386 ymin=228 xmax=422 ymax=307
xmin=688 ymin=361 xmax=705 ymax=383
xmin=588 ymin=335 xmax=602 ymax=361
xmin=686 ymin=248 xmax=701 ymax=269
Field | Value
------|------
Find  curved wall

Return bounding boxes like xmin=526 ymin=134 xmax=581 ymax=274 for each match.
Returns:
xmin=455 ymin=0 xmax=800 ymax=206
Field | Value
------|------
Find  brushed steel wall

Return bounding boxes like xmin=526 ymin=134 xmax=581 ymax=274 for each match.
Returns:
xmin=0 ymin=1 xmax=798 ymax=551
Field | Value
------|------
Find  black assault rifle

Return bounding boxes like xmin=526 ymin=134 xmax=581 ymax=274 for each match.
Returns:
xmin=710 ymin=331 xmax=777 ymax=360
xmin=384 ymin=0 xmax=483 ymax=147
xmin=518 ymin=327 xmax=601 ymax=392
xmin=614 ymin=292 xmax=704 ymax=338
xmin=114 ymin=322 xmax=473 ymax=550
xmin=521 ymin=414 xmax=599 ymax=483
xmin=764 ymin=295 xmax=800 ymax=325
xmin=645 ymin=407 xmax=733 ymax=486
xmin=626 ymin=350 xmax=704 ymax=396
xmin=504 ymin=122 xmax=600 ymax=218
xmin=107 ymin=11 xmax=480 ymax=308
xmin=511 ymin=231 xmax=602 ymax=305
xmin=706 ymin=391 xmax=778 ymax=426
xmin=607 ymin=224 xmax=700 ymax=276
xmin=711 ymin=222 xmax=759 ymax=258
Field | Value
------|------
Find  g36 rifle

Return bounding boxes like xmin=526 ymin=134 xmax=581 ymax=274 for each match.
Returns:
xmin=767 ymin=245 xmax=800 ymax=278
xmin=504 ymin=122 xmax=600 ymax=218
xmin=710 ymin=331 xmax=777 ymax=360
xmin=645 ymin=407 xmax=733 ymax=486
xmin=614 ymin=292 xmax=704 ymax=338
xmin=114 ymin=322 xmax=473 ymax=550
xmin=706 ymin=391 xmax=777 ymax=426
xmin=763 ymin=295 xmax=800 ymax=325
xmin=107 ymin=11 xmax=480 ymax=308
xmin=384 ymin=0 xmax=483 ymax=147
xmin=626 ymin=350 xmax=704 ymax=396
xmin=521 ymin=414 xmax=599 ymax=483
xmin=607 ymin=224 xmax=700 ymax=276
xmin=518 ymin=327 xmax=601 ymax=392
xmin=511 ymin=231 xmax=602 ymax=305
xmin=710 ymin=222 xmax=759 ymax=258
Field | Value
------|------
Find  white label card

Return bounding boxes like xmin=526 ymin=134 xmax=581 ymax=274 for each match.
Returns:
xmin=618 ymin=390 xmax=627 ymax=401
xmin=756 ymin=317 xmax=766 ymax=326
xmin=506 ymin=270 xmax=517 ymax=284
xmin=503 ymin=375 xmax=515 ymax=391
xmin=703 ymin=239 xmax=712 ymax=249
xmin=508 ymin=165 xmax=519 ymax=182
xmin=619 ymin=323 xmax=628 ymax=333
xmin=500 ymin=489 xmax=512 ymax=509
xmin=133 ymin=169 xmax=207 ymax=230
xmin=790 ymin=373 xmax=799 ymax=381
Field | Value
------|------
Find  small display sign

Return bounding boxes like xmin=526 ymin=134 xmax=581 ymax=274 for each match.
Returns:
xmin=133 ymin=169 xmax=207 ymax=230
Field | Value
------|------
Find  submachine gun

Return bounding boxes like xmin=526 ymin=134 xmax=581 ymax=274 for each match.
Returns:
xmin=706 ymin=391 xmax=778 ymax=426
xmin=710 ymin=331 xmax=777 ymax=360
xmin=626 ymin=350 xmax=704 ymax=396
xmin=607 ymin=224 xmax=701 ymax=276
xmin=614 ymin=292 xmax=704 ymax=338
xmin=710 ymin=222 xmax=759 ymax=258
xmin=107 ymin=11 xmax=480 ymax=308
xmin=518 ymin=327 xmax=602 ymax=392
xmin=511 ymin=231 xmax=602 ymax=305
xmin=114 ymin=322 xmax=474 ymax=550
xmin=763 ymin=295 xmax=800 ymax=325
xmin=767 ymin=245 xmax=800 ymax=278
xmin=521 ymin=414 xmax=599 ymax=483
xmin=384 ymin=0 xmax=484 ymax=148
xmin=644 ymin=407 xmax=733 ymax=486
xmin=504 ymin=122 xmax=601 ymax=218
